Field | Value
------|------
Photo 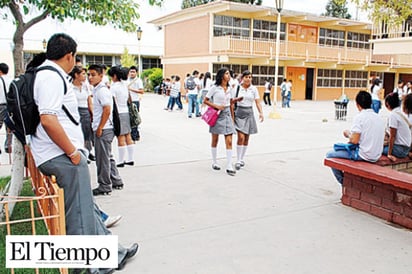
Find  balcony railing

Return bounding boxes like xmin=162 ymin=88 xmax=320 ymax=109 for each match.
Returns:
xmin=372 ymin=21 xmax=412 ymax=40
xmin=212 ymin=36 xmax=412 ymax=67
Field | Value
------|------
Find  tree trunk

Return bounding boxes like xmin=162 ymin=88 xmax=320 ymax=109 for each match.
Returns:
xmin=13 ymin=27 xmax=25 ymax=77
xmin=7 ymin=136 xmax=25 ymax=215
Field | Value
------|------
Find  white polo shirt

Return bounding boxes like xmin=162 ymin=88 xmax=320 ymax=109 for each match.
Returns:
xmin=232 ymin=85 xmax=259 ymax=107
xmin=0 ymin=75 xmax=11 ymax=104
xmin=388 ymin=107 xmax=411 ymax=147
xmin=111 ymin=81 xmax=129 ymax=114
xmin=92 ymin=81 xmax=113 ymax=131
xmin=351 ymin=108 xmax=385 ymax=162
xmin=32 ymin=60 xmax=84 ymax=166
xmin=206 ymin=85 xmax=232 ymax=107
xmin=128 ymin=77 xmax=143 ymax=102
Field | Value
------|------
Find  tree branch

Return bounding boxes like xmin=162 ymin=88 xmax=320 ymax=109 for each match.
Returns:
xmin=25 ymin=10 xmax=50 ymax=31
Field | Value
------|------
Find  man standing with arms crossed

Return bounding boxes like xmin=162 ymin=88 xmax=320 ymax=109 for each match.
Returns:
xmin=32 ymin=33 xmax=138 ymax=273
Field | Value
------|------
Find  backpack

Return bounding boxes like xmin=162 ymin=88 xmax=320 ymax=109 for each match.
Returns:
xmin=186 ymin=76 xmax=196 ymax=90
xmin=112 ymin=97 xmax=121 ymax=136
xmin=5 ymin=66 xmax=78 ymax=145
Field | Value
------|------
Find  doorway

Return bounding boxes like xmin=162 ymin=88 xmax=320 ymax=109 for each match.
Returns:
xmin=306 ymin=68 xmax=314 ymax=100
xmin=383 ymin=73 xmax=395 ymax=97
xmin=287 ymin=67 xmax=307 ymax=100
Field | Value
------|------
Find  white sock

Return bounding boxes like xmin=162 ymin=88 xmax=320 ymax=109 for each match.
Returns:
xmin=241 ymin=146 xmax=248 ymax=162
xmin=126 ymin=144 xmax=134 ymax=162
xmin=236 ymin=145 xmax=243 ymax=162
xmin=226 ymin=149 xmax=233 ymax=170
xmin=211 ymin=147 xmax=217 ymax=165
xmin=118 ymin=146 xmax=126 ymax=163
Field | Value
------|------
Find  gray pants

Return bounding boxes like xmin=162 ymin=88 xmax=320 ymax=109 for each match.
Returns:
xmin=94 ymin=129 xmax=123 ymax=192
xmin=39 ymin=153 xmax=128 ymax=273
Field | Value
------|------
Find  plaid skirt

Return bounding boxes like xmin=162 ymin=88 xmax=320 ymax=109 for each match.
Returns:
xmin=209 ymin=107 xmax=236 ymax=135
xmin=234 ymin=106 xmax=258 ymax=135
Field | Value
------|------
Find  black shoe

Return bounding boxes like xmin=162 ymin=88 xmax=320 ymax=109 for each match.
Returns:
xmin=117 ymin=243 xmax=139 ymax=270
xmin=88 ymin=153 xmax=96 ymax=161
xmin=226 ymin=169 xmax=236 ymax=176
xmin=116 ymin=162 xmax=125 ymax=168
xmin=92 ymin=188 xmax=111 ymax=196
xmin=125 ymin=161 xmax=134 ymax=166
xmin=113 ymin=184 xmax=124 ymax=190
xmin=212 ymin=164 xmax=221 ymax=171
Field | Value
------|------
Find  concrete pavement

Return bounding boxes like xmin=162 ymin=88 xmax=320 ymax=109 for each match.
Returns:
xmin=1 ymin=94 xmax=411 ymax=273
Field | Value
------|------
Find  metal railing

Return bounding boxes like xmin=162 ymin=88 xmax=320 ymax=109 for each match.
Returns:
xmin=0 ymin=146 xmax=67 ymax=274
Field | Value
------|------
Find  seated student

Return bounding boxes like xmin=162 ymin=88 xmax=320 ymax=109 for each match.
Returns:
xmin=383 ymin=92 xmax=412 ymax=161
xmin=326 ymin=91 xmax=385 ymax=184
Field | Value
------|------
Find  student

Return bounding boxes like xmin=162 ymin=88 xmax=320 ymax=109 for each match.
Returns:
xmin=0 ymin=63 xmax=11 ymax=153
xmin=325 ymin=91 xmax=385 ymax=184
xmin=383 ymin=92 xmax=411 ymax=161
xmin=127 ymin=66 xmax=144 ymax=141
xmin=204 ymin=67 xmax=241 ymax=176
xmin=108 ymin=66 xmax=135 ymax=167
xmin=32 ymin=33 xmax=138 ymax=272
xmin=402 ymin=93 xmax=412 ymax=158
xmin=88 ymin=64 xmax=124 ymax=195
xmin=186 ymin=70 xmax=201 ymax=118
xmin=263 ymin=79 xmax=272 ymax=106
xmin=233 ymin=70 xmax=264 ymax=170
xmin=370 ymin=78 xmax=382 ymax=113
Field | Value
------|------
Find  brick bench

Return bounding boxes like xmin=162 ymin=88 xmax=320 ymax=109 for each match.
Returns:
xmin=324 ymin=157 xmax=412 ymax=229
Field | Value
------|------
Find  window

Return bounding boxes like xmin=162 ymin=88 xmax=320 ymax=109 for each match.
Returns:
xmin=251 ymin=65 xmax=284 ymax=86
xmin=344 ymin=70 xmax=368 ymax=88
xmin=319 ymin=28 xmax=345 ymax=47
xmin=347 ymin=32 xmax=370 ymax=49
xmin=142 ymin=58 xmax=162 ymax=70
xmin=213 ymin=15 xmax=250 ymax=38
xmin=317 ymin=69 xmax=343 ymax=87
xmin=85 ymin=55 xmax=112 ymax=66
xmin=212 ymin=63 xmax=249 ymax=80
xmin=253 ymin=20 xmax=286 ymax=40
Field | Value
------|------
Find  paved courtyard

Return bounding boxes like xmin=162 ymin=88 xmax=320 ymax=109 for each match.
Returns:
xmin=1 ymin=94 xmax=411 ymax=273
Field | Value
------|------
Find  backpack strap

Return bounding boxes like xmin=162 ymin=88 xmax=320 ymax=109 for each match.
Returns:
xmin=36 ymin=66 xmax=79 ymax=126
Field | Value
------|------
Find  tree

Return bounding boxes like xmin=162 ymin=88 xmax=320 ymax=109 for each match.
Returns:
xmin=0 ymin=0 xmax=163 ymax=76
xmin=120 ymin=47 xmax=137 ymax=68
xmin=322 ymin=0 xmax=352 ymax=19
xmin=181 ymin=0 xmax=262 ymax=9
xmin=351 ymin=0 xmax=412 ymax=23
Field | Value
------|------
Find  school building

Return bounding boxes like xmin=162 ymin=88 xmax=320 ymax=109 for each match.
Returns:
xmin=149 ymin=0 xmax=412 ymax=101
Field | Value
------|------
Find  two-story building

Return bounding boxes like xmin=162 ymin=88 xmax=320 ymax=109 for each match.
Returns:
xmin=150 ymin=0 xmax=412 ymax=101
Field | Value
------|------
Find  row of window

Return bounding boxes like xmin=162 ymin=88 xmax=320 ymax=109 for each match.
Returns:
xmin=317 ymin=69 xmax=368 ymax=88
xmin=214 ymin=15 xmax=370 ymax=49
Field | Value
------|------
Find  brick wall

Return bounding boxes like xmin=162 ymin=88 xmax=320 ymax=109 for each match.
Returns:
xmin=342 ymin=173 xmax=412 ymax=229
xmin=385 ymin=161 xmax=412 ymax=174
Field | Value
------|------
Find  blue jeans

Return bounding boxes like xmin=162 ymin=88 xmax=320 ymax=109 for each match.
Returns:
xmin=383 ymin=144 xmax=410 ymax=158
xmin=325 ymin=149 xmax=364 ymax=185
xmin=371 ymin=100 xmax=381 ymax=114
xmin=188 ymin=94 xmax=199 ymax=117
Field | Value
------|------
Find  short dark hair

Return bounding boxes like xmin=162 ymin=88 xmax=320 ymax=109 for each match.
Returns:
xmin=88 ymin=64 xmax=104 ymax=75
xmin=241 ymin=70 xmax=251 ymax=78
xmin=385 ymin=92 xmax=400 ymax=110
xmin=355 ymin=90 xmax=372 ymax=109
xmin=403 ymin=93 xmax=412 ymax=115
xmin=174 ymin=75 xmax=180 ymax=81
xmin=0 ymin=63 xmax=9 ymax=74
xmin=129 ymin=66 xmax=137 ymax=72
xmin=192 ymin=70 xmax=199 ymax=76
xmin=46 ymin=33 xmax=77 ymax=60
xmin=69 ymin=65 xmax=83 ymax=80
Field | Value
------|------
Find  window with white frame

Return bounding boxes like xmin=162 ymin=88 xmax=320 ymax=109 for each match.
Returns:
xmin=317 ymin=69 xmax=343 ymax=87
xmin=253 ymin=20 xmax=286 ymax=40
xmin=85 ymin=55 xmax=113 ymax=66
xmin=347 ymin=32 xmax=370 ymax=49
xmin=319 ymin=28 xmax=345 ymax=47
xmin=345 ymin=70 xmax=368 ymax=88
xmin=251 ymin=65 xmax=284 ymax=86
xmin=212 ymin=64 xmax=249 ymax=80
xmin=213 ymin=15 xmax=250 ymax=38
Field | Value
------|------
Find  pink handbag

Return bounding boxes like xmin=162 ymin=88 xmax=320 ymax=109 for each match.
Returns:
xmin=202 ymin=107 xmax=220 ymax=126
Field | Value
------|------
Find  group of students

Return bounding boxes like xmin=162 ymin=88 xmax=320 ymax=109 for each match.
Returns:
xmin=262 ymin=78 xmax=292 ymax=108
xmin=25 ymin=33 xmax=139 ymax=273
xmin=70 ymin=61 xmax=143 ymax=196
xmin=326 ymin=89 xmax=412 ymax=185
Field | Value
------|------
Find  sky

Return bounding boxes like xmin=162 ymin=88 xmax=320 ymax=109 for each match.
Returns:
xmin=0 ymin=0 xmax=369 ymax=56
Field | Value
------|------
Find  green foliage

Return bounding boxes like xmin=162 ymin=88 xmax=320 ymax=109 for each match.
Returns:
xmin=351 ymin=0 xmax=412 ymax=23
xmin=322 ymin=0 xmax=352 ymax=19
xmin=0 ymin=178 xmax=59 ymax=274
xmin=120 ymin=47 xmax=137 ymax=68
xmin=141 ymin=68 xmax=163 ymax=92
xmin=181 ymin=0 xmax=261 ymax=9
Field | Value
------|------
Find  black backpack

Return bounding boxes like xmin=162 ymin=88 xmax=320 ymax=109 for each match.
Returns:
xmin=5 ymin=66 xmax=78 ymax=145
xmin=112 ymin=96 xmax=121 ymax=137
xmin=186 ymin=76 xmax=196 ymax=90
